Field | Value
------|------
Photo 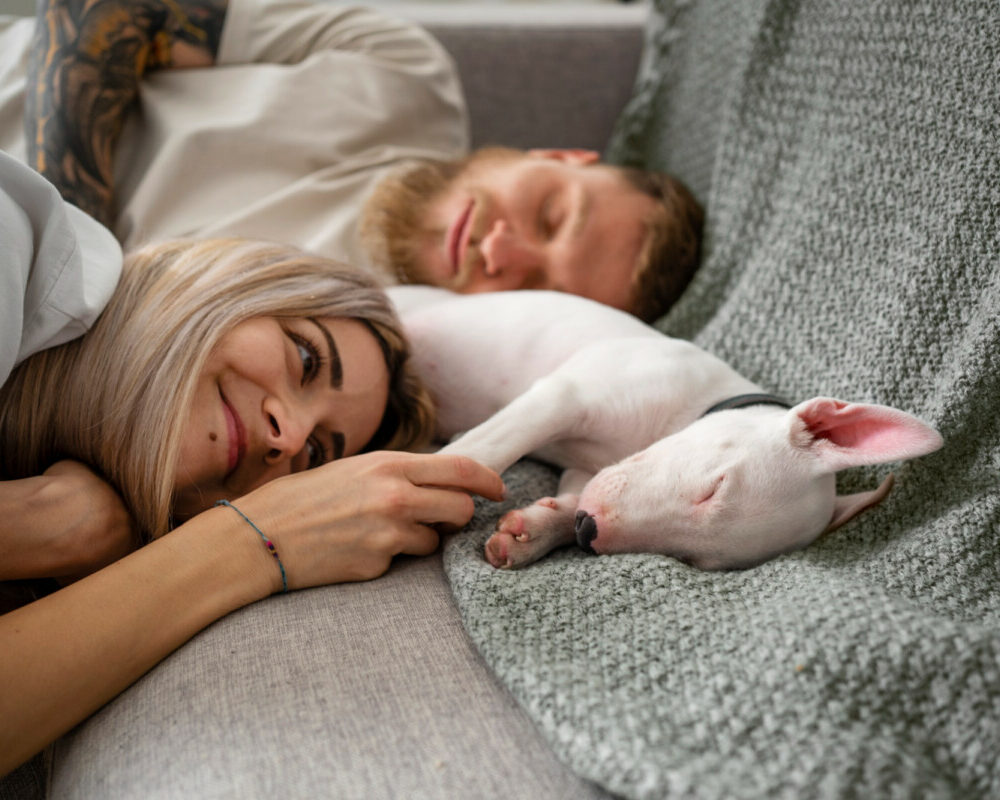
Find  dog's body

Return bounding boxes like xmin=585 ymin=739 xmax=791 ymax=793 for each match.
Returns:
xmin=390 ymin=287 xmax=943 ymax=570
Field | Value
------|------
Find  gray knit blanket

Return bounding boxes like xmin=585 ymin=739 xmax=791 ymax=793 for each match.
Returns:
xmin=443 ymin=0 xmax=1000 ymax=797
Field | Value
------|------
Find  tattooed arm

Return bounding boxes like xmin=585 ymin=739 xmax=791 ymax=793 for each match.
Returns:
xmin=25 ymin=0 xmax=228 ymax=227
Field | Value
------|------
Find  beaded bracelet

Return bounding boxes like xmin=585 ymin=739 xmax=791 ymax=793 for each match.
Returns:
xmin=215 ymin=499 xmax=289 ymax=593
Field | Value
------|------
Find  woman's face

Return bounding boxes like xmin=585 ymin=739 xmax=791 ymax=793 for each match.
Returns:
xmin=171 ymin=315 xmax=390 ymax=522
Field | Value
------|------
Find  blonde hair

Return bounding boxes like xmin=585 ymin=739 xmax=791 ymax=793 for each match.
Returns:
xmin=0 ymin=238 xmax=434 ymax=541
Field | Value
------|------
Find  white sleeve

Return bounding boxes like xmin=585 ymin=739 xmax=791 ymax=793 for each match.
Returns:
xmin=0 ymin=152 xmax=122 ymax=386
xmin=218 ymin=0 xmax=453 ymax=73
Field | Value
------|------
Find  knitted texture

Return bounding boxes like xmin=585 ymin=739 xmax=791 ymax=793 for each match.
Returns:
xmin=445 ymin=0 xmax=1000 ymax=797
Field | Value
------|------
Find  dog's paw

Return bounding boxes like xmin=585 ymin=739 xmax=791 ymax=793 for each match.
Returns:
xmin=484 ymin=495 xmax=578 ymax=568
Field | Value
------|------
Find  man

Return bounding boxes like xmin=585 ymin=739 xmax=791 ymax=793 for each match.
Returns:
xmin=0 ymin=0 xmax=467 ymax=273
xmin=360 ymin=146 xmax=702 ymax=322
xmin=1 ymin=0 xmax=701 ymax=320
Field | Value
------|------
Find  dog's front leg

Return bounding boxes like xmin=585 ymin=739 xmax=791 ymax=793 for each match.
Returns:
xmin=483 ymin=468 xmax=591 ymax=569
xmin=438 ymin=374 xmax=584 ymax=474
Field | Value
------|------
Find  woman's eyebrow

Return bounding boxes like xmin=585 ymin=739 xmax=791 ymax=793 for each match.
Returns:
xmin=308 ymin=318 xmax=343 ymax=389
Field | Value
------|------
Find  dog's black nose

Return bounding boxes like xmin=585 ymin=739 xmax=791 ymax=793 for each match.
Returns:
xmin=575 ymin=510 xmax=598 ymax=553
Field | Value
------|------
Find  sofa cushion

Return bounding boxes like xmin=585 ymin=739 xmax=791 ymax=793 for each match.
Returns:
xmin=47 ymin=545 xmax=608 ymax=799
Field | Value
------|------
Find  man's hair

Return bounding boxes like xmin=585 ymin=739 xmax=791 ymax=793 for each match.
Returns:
xmin=0 ymin=238 xmax=434 ymax=541
xmin=619 ymin=167 xmax=704 ymax=323
xmin=360 ymin=156 xmax=466 ymax=284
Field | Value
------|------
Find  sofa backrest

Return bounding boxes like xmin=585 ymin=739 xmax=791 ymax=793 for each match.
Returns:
xmin=404 ymin=3 xmax=647 ymax=151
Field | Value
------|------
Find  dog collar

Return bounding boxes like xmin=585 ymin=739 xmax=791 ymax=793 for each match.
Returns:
xmin=701 ymin=393 xmax=792 ymax=417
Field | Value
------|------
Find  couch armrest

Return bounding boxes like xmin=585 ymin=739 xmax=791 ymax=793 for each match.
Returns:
xmin=395 ymin=3 xmax=647 ymax=151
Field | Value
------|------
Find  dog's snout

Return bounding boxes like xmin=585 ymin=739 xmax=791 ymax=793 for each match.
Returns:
xmin=575 ymin=510 xmax=598 ymax=553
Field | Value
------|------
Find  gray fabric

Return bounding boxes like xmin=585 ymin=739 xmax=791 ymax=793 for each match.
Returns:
xmin=48 ymin=551 xmax=609 ymax=799
xmin=445 ymin=0 xmax=1000 ymax=797
xmin=604 ymin=0 xmax=765 ymax=207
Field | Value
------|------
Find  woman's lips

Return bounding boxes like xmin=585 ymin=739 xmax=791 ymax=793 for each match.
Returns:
xmin=220 ymin=390 xmax=247 ymax=476
xmin=446 ymin=199 xmax=475 ymax=277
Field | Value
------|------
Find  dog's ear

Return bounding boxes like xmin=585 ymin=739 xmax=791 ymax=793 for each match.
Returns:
xmin=787 ymin=397 xmax=943 ymax=472
xmin=823 ymin=474 xmax=895 ymax=534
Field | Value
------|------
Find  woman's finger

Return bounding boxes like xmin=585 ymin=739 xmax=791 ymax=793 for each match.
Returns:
xmin=396 ymin=523 xmax=441 ymax=558
xmin=405 ymin=485 xmax=482 ymax=529
xmin=401 ymin=453 xmax=505 ymax=501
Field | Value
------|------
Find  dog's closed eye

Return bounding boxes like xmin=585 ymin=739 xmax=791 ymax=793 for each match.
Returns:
xmin=694 ymin=475 xmax=725 ymax=505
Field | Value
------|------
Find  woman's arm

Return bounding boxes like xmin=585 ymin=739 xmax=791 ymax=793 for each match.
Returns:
xmin=0 ymin=461 xmax=136 ymax=583
xmin=25 ymin=0 xmax=228 ymax=225
xmin=0 ymin=450 xmax=504 ymax=775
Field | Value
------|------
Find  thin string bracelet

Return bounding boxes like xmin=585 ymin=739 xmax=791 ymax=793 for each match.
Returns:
xmin=215 ymin=499 xmax=289 ymax=593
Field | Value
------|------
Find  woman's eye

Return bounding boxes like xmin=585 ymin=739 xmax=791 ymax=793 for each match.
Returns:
xmin=290 ymin=334 xmax=321 ymax=385
xmin=297 ymin=341 xmax=315 ymax=378
xmin=305 ymin=437 xmax=329 ymax=470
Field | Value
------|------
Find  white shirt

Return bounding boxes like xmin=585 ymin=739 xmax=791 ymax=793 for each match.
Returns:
xmin=0 ymin=150 xmax=122 ymax=386
xmin=0 ymin=0 xmax=468 ymax=280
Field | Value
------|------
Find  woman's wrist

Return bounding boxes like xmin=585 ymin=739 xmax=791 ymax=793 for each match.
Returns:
xmin=212 ymin=500 xmax=289 ymax=594
xmin=169 ymin=502 xmax=286 ymax=606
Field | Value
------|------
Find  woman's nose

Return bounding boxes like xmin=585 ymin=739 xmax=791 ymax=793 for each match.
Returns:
xmin=480 ymin=220 xmax=540 ymax=276
xmin=262 ymin=403 xmax=310 ymax=465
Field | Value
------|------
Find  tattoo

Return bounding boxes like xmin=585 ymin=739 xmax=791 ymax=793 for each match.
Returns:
xmin=25 ymin=0 xmax=227 ymax=227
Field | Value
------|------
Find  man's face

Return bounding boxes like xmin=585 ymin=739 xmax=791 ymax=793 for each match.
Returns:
xmin=383 ymin=149 xmax=656 ymax=313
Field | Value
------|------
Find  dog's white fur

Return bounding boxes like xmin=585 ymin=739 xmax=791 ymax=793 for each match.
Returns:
xmin=390 ymin=287 xmax=943 ymax=570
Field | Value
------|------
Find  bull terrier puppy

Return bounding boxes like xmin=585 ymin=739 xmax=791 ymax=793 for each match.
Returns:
xmin=390 ymin=287 xmax=943 ymax=570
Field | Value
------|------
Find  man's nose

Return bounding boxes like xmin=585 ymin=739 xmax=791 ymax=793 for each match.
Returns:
xmin=480 ymin=219 xmax=541 ymax=277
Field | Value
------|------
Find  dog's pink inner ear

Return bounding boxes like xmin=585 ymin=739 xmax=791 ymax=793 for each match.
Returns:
xmin=791 ymin=397 xmax=944 ymax=471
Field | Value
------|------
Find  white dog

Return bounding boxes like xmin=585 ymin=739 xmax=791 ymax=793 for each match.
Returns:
xmin=390 ymin=287 xmax=943 ymax=570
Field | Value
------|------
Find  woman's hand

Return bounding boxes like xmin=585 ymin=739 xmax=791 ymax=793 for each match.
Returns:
xmin=234 ymin=451 xmax=505 ymax=591
xmin=0 ymin=460 xmax=138 ymax=583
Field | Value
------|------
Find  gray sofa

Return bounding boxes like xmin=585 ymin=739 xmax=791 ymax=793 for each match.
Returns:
xmin=8 ymin=0 xmax=999 ymax=797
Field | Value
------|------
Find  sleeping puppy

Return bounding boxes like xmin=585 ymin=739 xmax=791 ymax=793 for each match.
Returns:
xmin=390 ymin=287 xmax=943 ymax=570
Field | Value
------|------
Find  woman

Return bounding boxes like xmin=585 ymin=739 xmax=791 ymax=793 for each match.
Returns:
xmin=0 ymin=237 xmax=504 ymax=775
xmin=3 ymin=236 xmax=435 ymax=579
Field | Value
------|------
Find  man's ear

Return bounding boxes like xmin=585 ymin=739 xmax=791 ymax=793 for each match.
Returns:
xmin=526 ymin=148 xmax=601 ymax=166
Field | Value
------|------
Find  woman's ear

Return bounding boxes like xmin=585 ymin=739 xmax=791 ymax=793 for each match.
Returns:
xmin=525 ymin=148 xmax=601 ymax=166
